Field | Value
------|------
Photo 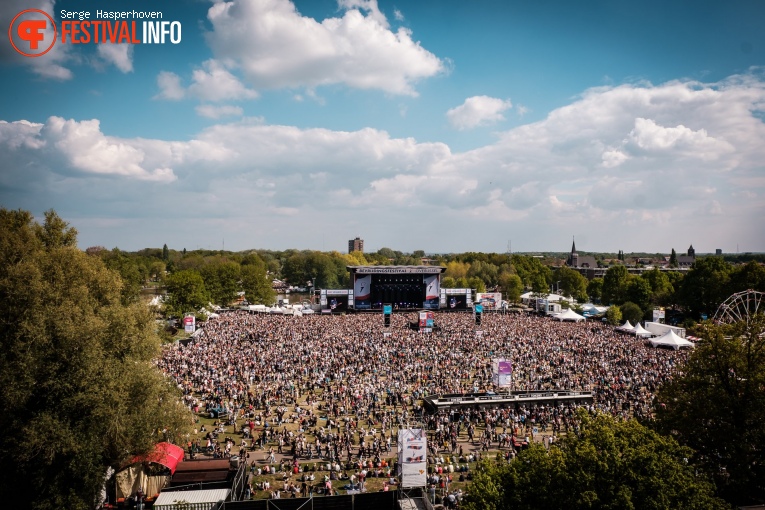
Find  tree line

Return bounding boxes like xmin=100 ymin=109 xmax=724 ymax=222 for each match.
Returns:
xmin=93 ymin=242 xmax=764 ymax=324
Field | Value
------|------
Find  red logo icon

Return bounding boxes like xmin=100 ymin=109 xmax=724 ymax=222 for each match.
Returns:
xmin=8 ymin=9 xmax=57 ymax=57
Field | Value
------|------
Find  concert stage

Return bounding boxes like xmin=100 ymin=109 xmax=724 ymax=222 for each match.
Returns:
xmin=348 ymin=265 xmax=446 ymax=310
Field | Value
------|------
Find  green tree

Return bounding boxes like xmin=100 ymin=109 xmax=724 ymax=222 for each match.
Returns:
xmin=468 ymin=276 xmax=486 ymax=294
xmin=464 ymin=412 xmax=727 ymax=510
xmin=654 ymin=315 xmax=765 ymax=505
xmin=460 ymin=459 xmax=511 ymax=510
xmin=445 ymin=260 xmax=470 ymax=280
xmin=0 ymin=208 xmax=191 ymax=510
xmin=240 ymin=255 xmax=275 ymax=305
xmin=468 ymin=260 xmax=500 ymax=288
xmin=626 ymin=277 xmax=652 ymax=313
xmin=554 ymin=266 xmax=588 ymax=302
xmin=441 ymin=276 xmax=457 ymax=288
xmin=530 ymin=272 xmax=548 ymax=296
xmin=100 ymin=248 xmax=147 ymax=304
xmin=602 ymin=265 xmax=630 ymax=304
xmin=606 ymin=305 xmax=623 ymax=325
xmin=619 ymin=301 xmax=644 ymax=325
xmin=587 ymin=277 xmax=603 ymax=303
xmin=162 ymin=243 xmax=169 ymax=261
xmin=376 ymin=247 xmax=396 ymax=260
xmin=642 ymin=268 xmax=674 ymax=306
xmin=727 ymin=260 xmax=765 ymax=295
xmin=511 ymin=255 xmax=551 ymax=288
xmin=679 ymin=257 xmax=732 ymax=318
xmin=200 ymin=261 xmax=241 ymax=306
xmin=669 ymin=248 xmax=678 ymax=268
xmin=165 ymin=269 xmax=209 ymax=315
xmin=34 ymin=208 xmax=78 ymax=248
xmin=148 ymin=260 xmax=166 ymax=282
xmin=499 ymin=273 xmax=523 ymax=303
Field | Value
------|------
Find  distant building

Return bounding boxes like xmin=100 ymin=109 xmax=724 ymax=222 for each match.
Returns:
xmin=348 ymin=237 xmax=364 ymax=254
xmin=715 ymin=248 xmax=722 ymax=255
xmin=677 ymin=245 xmax=696 ymax=267
xmin=567 ymin=238 xmax=597 ymax=269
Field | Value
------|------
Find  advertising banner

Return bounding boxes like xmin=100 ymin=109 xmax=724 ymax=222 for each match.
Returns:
xmin=398 ymin=429 xmax=427 ymax=488
xmin=476 ymin=292 xmax=502 ymax=310
xmin=418 ymin=311 xmax=434 ymax=328
xmin=354 ymin=275 xmax=371 ymax=300
xmin=492 ymin=358 xmax=513 ymax=388
xmin=183 ymin=315 xmax=195 ymax=334
xmin=352 ymin=267 xmax=443 ymax=274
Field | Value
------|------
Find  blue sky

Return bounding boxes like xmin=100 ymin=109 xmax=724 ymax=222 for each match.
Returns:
xmin=1 ymin=0 xmax=764 ymax=254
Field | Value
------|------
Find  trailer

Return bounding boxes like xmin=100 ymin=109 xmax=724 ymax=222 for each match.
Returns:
xmin=644 ymin=321 xmax=686 ymax=338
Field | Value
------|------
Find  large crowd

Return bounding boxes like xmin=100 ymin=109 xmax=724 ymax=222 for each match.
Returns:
xmin=157 ymin=311 xmax=687 ymax=465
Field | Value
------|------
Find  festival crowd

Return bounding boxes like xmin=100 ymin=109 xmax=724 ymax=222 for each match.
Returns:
xmin=156 ymin=311 xmax=689 ymax=499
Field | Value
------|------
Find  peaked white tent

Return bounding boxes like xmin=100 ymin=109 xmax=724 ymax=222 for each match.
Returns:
xmin=648 ymin=330 xmax=695 ymax=350
xmin=553 ymin=309 xmax=586 ymax=322
xmin=632 ymin=323 xmax=652 ymax=338
xmin=617 ymin=320 xmax=634 ymax=332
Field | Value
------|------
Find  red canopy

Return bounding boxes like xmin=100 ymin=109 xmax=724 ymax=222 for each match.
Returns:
xmin=131 ymin=442 xmax=184 ymax=474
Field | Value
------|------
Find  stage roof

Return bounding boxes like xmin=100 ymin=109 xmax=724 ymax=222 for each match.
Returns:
xmin=347 ymin=265 xmax=446 ymax=274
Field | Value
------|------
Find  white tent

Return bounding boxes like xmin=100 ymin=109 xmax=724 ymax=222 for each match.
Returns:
xmin=553 ymin=309 xmax=586 ymax=322
xmin=632 ymin=323 xmax=652 ymax=338
xmin=520 ymin=292 xmax=573 ymax=305
xmin=617 ymin=320 xmax=634 ymax=332
xmin=648 ymin=330 xmax=695 ymax=350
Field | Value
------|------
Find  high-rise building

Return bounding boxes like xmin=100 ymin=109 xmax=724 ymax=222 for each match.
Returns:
xmin=348 ymin=237 xmax=364 ymax=254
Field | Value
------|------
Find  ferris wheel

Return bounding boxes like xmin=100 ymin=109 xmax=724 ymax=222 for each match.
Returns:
xmin=713 ymin=289 xmax=765 ymax=325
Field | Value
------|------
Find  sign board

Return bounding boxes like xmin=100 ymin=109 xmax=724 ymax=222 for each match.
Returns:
xmin=350 ymin=266 xmax=443 ymax=274
xmin=476 ymin=292 xmax=502 ymax=310
xmin=183 ymin=315 xmax=195 ymax=334
xmin=492 ymin=358 xmax=513 ymax=388
xmin=398 ymin=429 xmax=427 ymax=488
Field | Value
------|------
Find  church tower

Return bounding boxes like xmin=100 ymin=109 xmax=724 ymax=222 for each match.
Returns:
xmin=568 ymin=237 xmax=578 ymax=267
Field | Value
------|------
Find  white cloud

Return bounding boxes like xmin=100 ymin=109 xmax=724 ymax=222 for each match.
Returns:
xmin=0 ymin=117 xmax=186 ymax=182
xmin=601 ymin=149 xmax=629 ymax=168
xmin=187 ymin=60 xmax=259 ymax=101
xmin=2 ymin=73 xmax=764 ymax=251
xmin=393 ymin=9 xmax=404 ymax=21
xmin=337 ymin=0 xmax=388 ymax=28
xmin=446 ymin=96 xmax=513 ymax=130
xmin=156 ymin=60 xmax=258 ymax=102
xmin=204 ymin=0 xmax=444 ymax=96
xmin=195 ymin=105 xmax=245 ymax=119
xmin=629 ymin=117 xmax=734 ymax=160
xmin=43 ymin=117 xmax=178 ymax=182
xmin=96 ymin=43 xmax=134 ymax=73
xmin=155 ymin=71 xmax=185 ymax=100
